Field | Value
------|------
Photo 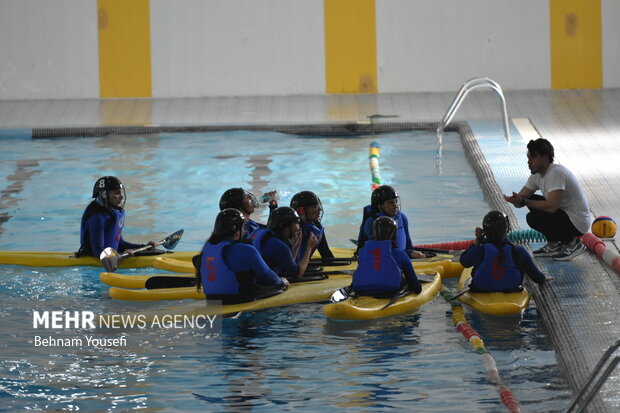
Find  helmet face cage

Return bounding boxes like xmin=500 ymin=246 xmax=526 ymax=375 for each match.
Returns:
xmin=290 ymin=191 xmax=323 ymax=222
xmin=244 ymin=190 xmax=259 ymax=210
xmin=372 ymin=216 xmax=398 ymax=241
xmin=482 ymin=211 xmax=509 ymax=243
xmin=219 ymin=188 xmax=258 ymax=213
xmin=267 ymin=207 xmax=300 ymax=244
xmin=93 ymin=176 xmax=125 ymax=210
xmin=214 ymin=208 xmax=246 ymax=237
xmin=267 ymin=207 xmax=300 ymax=231
xmin=371 ymin=185 xmax=400 ymax=214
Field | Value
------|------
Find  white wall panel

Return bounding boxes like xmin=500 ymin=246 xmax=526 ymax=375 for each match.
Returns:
xmin=602 ymin=0 xmax=620 ymax=87
xmin=376 ymin=0 xmax=550 ymax=92
xmin=151 ymin=0 xmax=325 ymax=98
xmin=0 ymin=0 xmax=98 ymax=99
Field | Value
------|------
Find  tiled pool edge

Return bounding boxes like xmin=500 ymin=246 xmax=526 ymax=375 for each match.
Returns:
xmin=463 ymin=121 xmax=614 ymax=413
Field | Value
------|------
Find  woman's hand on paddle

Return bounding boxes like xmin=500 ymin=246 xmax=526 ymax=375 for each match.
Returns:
xmin=410 ymin=250 xmax=426 ymax=259
xmin=280 ymin=277 xmax=290 ymax=290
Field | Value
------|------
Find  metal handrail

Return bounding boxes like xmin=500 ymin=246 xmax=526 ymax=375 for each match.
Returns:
xmin=566 ymin=339 xmax=620 ymax=413
xmin=437 ymin=77 xmax=511 ymax=154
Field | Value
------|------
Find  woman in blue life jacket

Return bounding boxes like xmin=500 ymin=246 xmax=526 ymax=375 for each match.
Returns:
xmin=219 ymin=187 xmax=278 ymax=239
xmin=356 ymin=185 xmax=426 ymax=259
xmin=77 ymin=176 xmax=155 ymax=257
xmin=194 ymin=208 xmax=289 ymax=304
xmin=352 ymin=216 xmax=422 ymax=297
xmin=290 ymin=191 xmax=334 ymax=261
xmin=250 ymin=207 xmax=318 ymax=280
xmin=459 ymin=211 xmax=546 ymax=292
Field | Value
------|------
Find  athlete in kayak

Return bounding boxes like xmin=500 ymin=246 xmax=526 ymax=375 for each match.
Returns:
xmin=195 ymin=208 xmax=289 ymax=304
xmin=352 ymin=216 xmax=421 ymax=296
xmin=219 ymin=187 xmax=278 ymax=238
xmin=290 ymin=191 xmax=334 ymax=261
xmin=459 ymin=211 xmax=546 ymax=292
xmin=355 ymin=185 xmax=425 ymax=259
xmin=250 ymin=207 xmax=318 ymax=279
xmin=77 ymin=176 xmax=155 ymax=257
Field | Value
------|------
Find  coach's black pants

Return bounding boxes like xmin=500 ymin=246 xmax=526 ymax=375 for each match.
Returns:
xmin=525 ymin=195 xmax=582 ymax=243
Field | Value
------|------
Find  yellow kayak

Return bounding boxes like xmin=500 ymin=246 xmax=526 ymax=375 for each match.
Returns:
xmin=0 ymin=250 xmax=196 ymax=268
xmin=101 ymin=259 xmax=453 ymax=290
xmin=151 ymin=251 xmax=463 ymax=279
xmin=457 ymin=267 xmax=530 ymax=316
xmin=322 ymin=272 xmax=442 ymax=321
xmin=109 ymin=272 xmax=354 ymax=304
xmin=100 ymin=271 xmax=193 ymax=289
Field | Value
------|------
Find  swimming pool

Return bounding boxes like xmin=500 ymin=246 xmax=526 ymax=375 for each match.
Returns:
xmin=0 ymin=130 xmax=571 ymax=411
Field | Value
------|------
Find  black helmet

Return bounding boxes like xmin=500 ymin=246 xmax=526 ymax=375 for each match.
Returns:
xmin=482 ymin=211 xmax=509 ymax=243
xmin=290 ymin=191 xmax=323 ymax=222
xmin=92 ymin=176 xmax=125 ymax=209
xmin=371 ymin=185 xmax=399 ymax=212
xmin=219 ymin=188 xmax=258 ymax=213
xmin=213 ymin=208 xmax=245 ymax=237
xmin=267 ymin=207 xmax=300 ymax=231
xmin=372 ymin=216 xmax=398 ymax=241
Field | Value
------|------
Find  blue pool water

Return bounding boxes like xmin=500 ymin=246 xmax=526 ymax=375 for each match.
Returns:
xmin=0 ymin=131 xmax=571 ymax=411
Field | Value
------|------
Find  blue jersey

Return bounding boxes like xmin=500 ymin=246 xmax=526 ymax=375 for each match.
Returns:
xmin=358 ymin=206 xmax=414 ymax=255
xmin=250 ymin=228 xmax=300 ymax=277
xmin=199 ymin=239 xmax=283 ymax=296
xmin=244 ymin=219 xmax=264 ymax=239
xmin=297 ymin=221 xmax=334 ymax=261
xmin=459 ymin=242 xmax=546 ymax=292
xmin=352 ymin=240 xmax=421 ymax=295
xmin=78 ymin=201 xmax=142 ymax=257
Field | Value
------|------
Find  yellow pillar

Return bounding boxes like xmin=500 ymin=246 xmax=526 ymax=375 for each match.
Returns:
xmin=550 ymin=0 xmax=602 ymax=89
xmin=324 ymin=0 xmax=377 ymax=94
xmin=98 ymin=0 xmax=152 ymax=97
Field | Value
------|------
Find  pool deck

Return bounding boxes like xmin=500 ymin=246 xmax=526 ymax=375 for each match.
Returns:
xmin=1 ymin=89 xmax=620 ymax=411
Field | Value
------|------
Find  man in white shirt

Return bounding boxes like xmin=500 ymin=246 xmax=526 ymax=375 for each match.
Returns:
xmin=504 ymin=138 xmax=590 ymax=261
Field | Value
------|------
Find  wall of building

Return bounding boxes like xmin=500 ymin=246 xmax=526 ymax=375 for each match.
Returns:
xmin=0 ymin=0 xmax=617 ymax=100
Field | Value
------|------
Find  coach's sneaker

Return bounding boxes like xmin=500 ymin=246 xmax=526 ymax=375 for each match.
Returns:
xmin=532 ymin=241 xmax=562 ymax=257
xmin=552 ymin=239 xmax=587 ymax=261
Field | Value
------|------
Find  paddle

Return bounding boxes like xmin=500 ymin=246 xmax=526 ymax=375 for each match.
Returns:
xmin=380 ymin=287 xmax=410 ymax=310
xmin=309 ymin=257 xmax=357 ymax=265
xmin=379 ymin=273 xmax=435 ymax=310
xmin=448 ymin=277 xmax=472 ymax=301
xmin=448 ymin=288 xmax=469 ymax=301
xmin=145 ymin=268 xmax=355 ymax=290
xmin=350 ymin=238 xmax=459 ymax=257
xmin=100 ymin=229 xmax=184 ymax=272
xmin=145 ymin=275 xmax=196 ymax=289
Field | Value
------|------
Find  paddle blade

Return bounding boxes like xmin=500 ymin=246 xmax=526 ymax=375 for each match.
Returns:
xmin=162 ymin=229 xmax=184 ymax=250
xmin=145 ymin=275 xmax=196 ymax=289
xmin=100 ymin=247 xmax=120 ymax=272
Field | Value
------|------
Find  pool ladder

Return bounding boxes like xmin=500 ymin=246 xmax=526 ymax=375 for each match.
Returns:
xmin=566 ymin=339 xmax=620 ymax=413
xmin=437 ymin=77 xmax=511 ymax=158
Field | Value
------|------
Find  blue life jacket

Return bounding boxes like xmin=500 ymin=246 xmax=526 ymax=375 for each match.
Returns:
xmin=296 ymin=222 xmax=324 ymax=261
xmin=352 ymin=240 xmax=402 ymax=293
xmin=250 ymin=228 xmax=284 ymax=274
xmin=106 ymin=209 xmax=125 ymax=250
xmin=200 ymin=240 xmax=239 ymax=295
xmin=356 ymin=206 xmax=407 ymax=251
xmin=79 ymin=202 xmax=125 ymax=255
xmin=244 ymin=219 xmax=262 ymax=239
xmin=472 ymin=243 xmax=522 ymax=291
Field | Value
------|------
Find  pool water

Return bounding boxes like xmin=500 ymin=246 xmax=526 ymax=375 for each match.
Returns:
xmin=0 ymin=131 xmax=571 ymax=411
